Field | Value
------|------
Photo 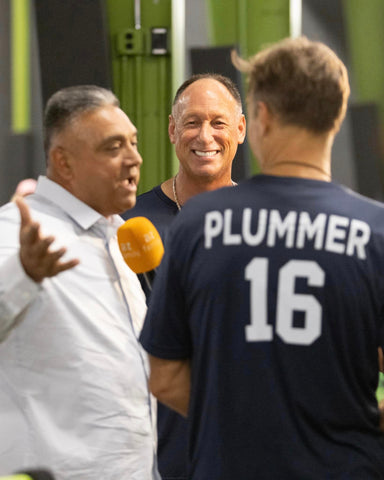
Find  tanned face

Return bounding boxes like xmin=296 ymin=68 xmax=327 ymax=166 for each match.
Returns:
xmin=50 ymin=105 xmax=142 ymax=217
xmin=169 ymin=78 xmax=246 ymax=183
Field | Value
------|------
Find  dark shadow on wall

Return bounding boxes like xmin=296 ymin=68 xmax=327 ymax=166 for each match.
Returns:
xmin=34 ymin=0 xmax=112 ymax=105
xmin=349 ymin=103 xmax=384 ymax=201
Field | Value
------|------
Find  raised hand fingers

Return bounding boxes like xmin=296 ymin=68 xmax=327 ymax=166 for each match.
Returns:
xmin=28 ymin=235 xmax=55 ymax=259
xmin=53 ymin=256 xmax=80 ymax=276
xmin=15 ymin=198 xmax=79 ymax=282
xmin=15 ymin=196 xmax=32 ymax=227
xmin=28 ymin=246 xmax=80 ymax=281
xmin=16 ymin=196 xmax=43 ymax=249
xmin=20 ymin=235 xmax=80 ymax=283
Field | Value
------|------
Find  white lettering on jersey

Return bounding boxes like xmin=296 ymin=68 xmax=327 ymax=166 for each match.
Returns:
xmin=325 ymin=215 xmax=349 ymax=255
xmin=267 ymin=210 xmax=297 ymax=248
xmin=204 ymin=208 xmax=371 ymax=260
xmin=204 ymin=211 xmax=223 ymax=248
xmin=242 ymin=208 xmax=268 ymax=246
xmin=296 ymin=212 xmax=327 ymax=250
xmin=223 ymin=209 xmax=241 ymax=245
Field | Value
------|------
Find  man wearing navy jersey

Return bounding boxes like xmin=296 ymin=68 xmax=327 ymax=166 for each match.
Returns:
xmin=123 ymin=73 xmax=245 ymax=480
xmin=140 ymin=36 xmax=384 ymax=479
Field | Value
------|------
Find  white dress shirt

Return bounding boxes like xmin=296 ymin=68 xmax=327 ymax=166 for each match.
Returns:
xmin=0 ymin=176 xmax=159 ymax=479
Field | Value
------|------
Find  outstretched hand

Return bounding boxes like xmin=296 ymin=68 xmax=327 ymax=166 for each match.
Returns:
xmin=15 ymin=197 xmax=80 ymax=283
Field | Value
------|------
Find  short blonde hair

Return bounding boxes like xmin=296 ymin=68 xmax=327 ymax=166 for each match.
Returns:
xmin=233 ymin=36 xmax=350 ymax=133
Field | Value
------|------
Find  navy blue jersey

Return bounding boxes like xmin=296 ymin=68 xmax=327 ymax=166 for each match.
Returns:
xmin=122 ymin=185 xmax=179 ymax=243
xmin=141 ymin=175 xmax=384 ymax=479
xmin=122 ymin=185 xmax=188 ymax=480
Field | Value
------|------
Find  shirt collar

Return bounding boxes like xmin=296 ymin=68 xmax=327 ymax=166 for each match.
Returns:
xmin=35 ymin=176 xmax=124 ymax=237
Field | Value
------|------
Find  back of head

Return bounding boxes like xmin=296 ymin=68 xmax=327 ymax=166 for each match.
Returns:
xmin=43 ymin=85 xmax=119 ymax=157
xmin=233 ymin=36 xmax=350 ymax=133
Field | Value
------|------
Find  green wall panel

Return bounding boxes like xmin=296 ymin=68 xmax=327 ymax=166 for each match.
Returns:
xmin=343 ymin=0 xmax=384 ymax=403
xmin=106 ymin=0 xmax=173 ymax=194
xmin=206 ymin=0 xmax=291 ymax=173
xmin=11 ymin=0 xmax=31 ymax=133
xmin=343 ymin=0 xmax=384 ymax=125
xmin=207 ymin=0 xmax=290 ymax=56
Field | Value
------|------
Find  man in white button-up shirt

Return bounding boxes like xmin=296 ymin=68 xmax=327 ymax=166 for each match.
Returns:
xmin=0 ymin=86 xmax=160 ymax=479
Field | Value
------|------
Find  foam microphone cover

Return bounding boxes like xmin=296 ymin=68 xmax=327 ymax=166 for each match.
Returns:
xmin=117 ymin=217 xmax=164 ymax=274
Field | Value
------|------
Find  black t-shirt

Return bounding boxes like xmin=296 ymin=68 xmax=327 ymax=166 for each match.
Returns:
xmin=122 ymin=184 xmax=179 ymax=240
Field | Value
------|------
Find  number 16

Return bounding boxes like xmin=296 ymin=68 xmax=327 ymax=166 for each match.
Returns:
xmin=245 ymin=258 xmax=324 ymax=346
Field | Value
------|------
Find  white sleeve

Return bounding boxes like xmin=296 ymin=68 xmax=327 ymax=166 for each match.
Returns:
xmin=0 ymin=208 xmax=41 ymax=342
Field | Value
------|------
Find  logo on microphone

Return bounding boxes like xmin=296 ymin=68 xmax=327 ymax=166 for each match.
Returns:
xmin=117 ymin=217 xmax=164 ymax=273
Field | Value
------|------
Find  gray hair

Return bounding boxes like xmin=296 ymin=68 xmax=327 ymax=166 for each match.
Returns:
xmin=43 ymin=85 xmax=119 ymax=155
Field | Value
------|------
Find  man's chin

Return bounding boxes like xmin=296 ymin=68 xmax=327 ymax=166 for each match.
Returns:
xmin=120 ymin=197 xmax=137 ymax=213
xmin=190 ymin=163 xmax=220 ymax=175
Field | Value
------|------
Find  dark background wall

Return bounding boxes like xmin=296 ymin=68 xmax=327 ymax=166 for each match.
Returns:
xmin=0 ymin=0 xmax=381 ymax=204
xmin=0 ymin=0 xmax=45 ymax=204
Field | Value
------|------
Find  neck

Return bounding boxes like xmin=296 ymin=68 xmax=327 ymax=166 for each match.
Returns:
xmin=261 ymin=127 xmax=333 ymax=181
xmin=263 ymin=159 xmax=331 ymax=181
xmin=162 ymin=171 xmax=235 ymax=208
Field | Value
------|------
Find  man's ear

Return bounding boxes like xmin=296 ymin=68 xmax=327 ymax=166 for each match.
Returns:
xmin=237 ymin=114 xmax=246 ymax=145
xmin=49 ymin=146 xmax=74 ymax=181
xmin=168 ymin=115 xmax=176 ymax=144
xmin=256 ymin=101 xmax=272 ymax=137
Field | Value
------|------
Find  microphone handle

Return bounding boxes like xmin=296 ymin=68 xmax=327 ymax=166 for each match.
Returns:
xmin=142 ymin=269 xmax=157 ymax=292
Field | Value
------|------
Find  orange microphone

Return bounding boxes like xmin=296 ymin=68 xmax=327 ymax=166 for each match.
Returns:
xmin=117 ymin=217 xmax=164 ymax=291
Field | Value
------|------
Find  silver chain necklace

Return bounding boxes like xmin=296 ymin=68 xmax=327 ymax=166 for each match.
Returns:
xmin=172 ymin=174 xmax=237 ymax=211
